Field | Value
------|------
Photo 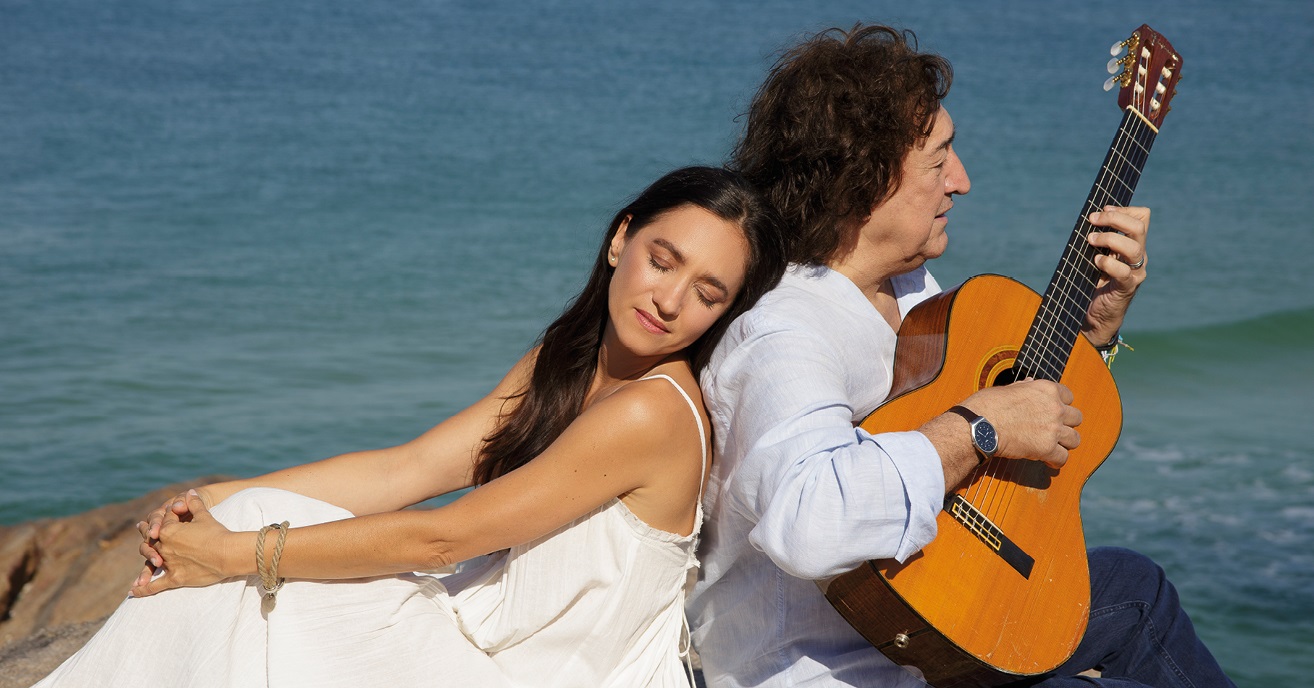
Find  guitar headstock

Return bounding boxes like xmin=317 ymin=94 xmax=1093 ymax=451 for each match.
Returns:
xmin=1104 ymin=24 xmax=1182 ymax=129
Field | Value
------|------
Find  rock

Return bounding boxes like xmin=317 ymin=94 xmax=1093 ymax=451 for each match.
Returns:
xmin=0 ymin=477 xmax=232 ymax=686
xmin=0 ymin=527 xmax=39 ymax=623
xmin=0 ymin=622 xmax=104 ymax=688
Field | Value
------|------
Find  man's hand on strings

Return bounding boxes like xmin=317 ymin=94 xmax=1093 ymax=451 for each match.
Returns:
xmin=1083 ymin=205 xmax=1150 ymax=345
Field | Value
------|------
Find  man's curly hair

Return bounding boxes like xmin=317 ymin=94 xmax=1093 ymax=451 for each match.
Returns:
xmin=731 ymin=24 xmax=952 ymax=265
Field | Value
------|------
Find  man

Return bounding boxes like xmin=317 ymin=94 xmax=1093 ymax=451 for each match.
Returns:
xmin=688 ymin=24 xmax=1234 ymax=687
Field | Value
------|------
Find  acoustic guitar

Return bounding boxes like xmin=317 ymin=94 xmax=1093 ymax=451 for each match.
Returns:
xmin=819 ymin=25 xmax=1182 ymax=687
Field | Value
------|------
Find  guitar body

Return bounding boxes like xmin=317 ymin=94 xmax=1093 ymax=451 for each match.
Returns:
xmin=823 ymin=275 xmax=1122 ymax=686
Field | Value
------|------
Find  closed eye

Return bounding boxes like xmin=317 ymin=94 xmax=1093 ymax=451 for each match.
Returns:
xmin=695 ymin=283 xmax=729 ymax=308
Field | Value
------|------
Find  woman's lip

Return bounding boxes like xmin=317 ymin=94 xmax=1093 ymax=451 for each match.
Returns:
xmin=635 ymin=309 xmax=669 ymax=334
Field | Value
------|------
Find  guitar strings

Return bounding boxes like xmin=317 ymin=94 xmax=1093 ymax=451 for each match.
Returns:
xmin=968 ymin=108 xmax=1155 ymax=528
xmin=988 ymin=112 xmax=1150 ymax=516
xmin=1014 ymin=112 xmax=1151 ymax=380
xmin=1009 ymin=65 xmax=1156 ymax=380
xmin=1018 ymin=112 xmax=1151 ymax=383
xmin=983 ymin=111 xmax=1153 ymax=523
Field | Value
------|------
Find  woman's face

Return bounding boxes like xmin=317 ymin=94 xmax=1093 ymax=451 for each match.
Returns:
xmin=604 ymin=204 xmax=750 ymax=361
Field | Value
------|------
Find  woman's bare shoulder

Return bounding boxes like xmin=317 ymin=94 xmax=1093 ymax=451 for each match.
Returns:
xmin=588 ymin=365 xmax=705 ymax=450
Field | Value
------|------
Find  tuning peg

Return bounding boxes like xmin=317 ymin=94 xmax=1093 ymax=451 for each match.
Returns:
xmin=1107 ymin=57 xmax=1123 ymax=74
xmin=1103 ymin=75 xmax=1118 ymax=92
xmin=1109 ymin=40 xmax=1127 ymax=56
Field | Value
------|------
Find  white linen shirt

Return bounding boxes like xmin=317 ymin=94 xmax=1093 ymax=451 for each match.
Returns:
xmin=688 ymin=264 xmax=946 ymax=687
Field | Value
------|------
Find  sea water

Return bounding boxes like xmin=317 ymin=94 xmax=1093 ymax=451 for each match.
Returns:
xmin=2 ymin=0 xmax=1310 ymax=683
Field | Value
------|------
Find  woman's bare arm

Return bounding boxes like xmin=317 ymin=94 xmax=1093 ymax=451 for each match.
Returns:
xmin=141 ymin=351 xmax=538 ymax=542
xmin=133 ymin=376 xmax=704 ymax=594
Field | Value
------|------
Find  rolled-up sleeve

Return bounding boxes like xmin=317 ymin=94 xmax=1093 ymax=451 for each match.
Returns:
xmin=707 ymin=319 xmax=946 ymax=581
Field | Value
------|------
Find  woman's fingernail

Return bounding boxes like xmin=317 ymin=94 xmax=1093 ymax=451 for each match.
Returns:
xmin=188 ymin=489 xmax=198 ymax=496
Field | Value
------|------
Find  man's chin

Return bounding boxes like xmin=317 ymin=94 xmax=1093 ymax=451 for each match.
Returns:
xmin=923 ymin=235 xmax=949 ymax=261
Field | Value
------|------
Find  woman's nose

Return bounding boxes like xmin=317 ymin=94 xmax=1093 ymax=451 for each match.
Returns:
xmin=652 ymin=281 xmax=683 ymax=319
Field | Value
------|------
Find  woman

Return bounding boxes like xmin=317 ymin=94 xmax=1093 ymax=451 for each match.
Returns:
xmin=34 ymin=166 xmax=785 ymax=687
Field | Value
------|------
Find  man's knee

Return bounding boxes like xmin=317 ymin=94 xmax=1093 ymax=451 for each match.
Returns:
xmin=1088 ymin=546 xmax=1175 ymax=608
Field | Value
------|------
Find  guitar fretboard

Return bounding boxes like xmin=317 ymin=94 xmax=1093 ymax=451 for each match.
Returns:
xmin=1013 ymin=108 xmax=1158 ymax=381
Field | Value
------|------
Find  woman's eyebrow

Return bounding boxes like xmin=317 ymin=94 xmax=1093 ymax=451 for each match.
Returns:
xmin=653 ymin=237 xmax=729 ymax=294
xmin=653 ymin=238 xmax=686 ymax=264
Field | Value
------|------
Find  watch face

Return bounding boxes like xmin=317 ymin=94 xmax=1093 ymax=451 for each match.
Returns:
xmin=973 ymin=420 xmax=999 ymax=455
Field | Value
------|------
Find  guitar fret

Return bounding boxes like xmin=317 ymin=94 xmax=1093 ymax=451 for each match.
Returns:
xmin=1119 ymin=130 xmax=1151 ymax=157
xmin=1108 ymin=144 xmax=1147 ymax=174
xmin=1092 ymin=175 xmax=1134 ymax=199
xmin=1040 ymin=282 xmax=1088 ymax=327
xmin=1100 ymin=157 xmax=1140 ymax=189
xmin=1057 ymin=248 xmax=1100 ymax=282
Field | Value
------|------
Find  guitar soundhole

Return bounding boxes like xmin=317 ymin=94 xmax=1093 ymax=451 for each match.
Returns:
xmin=992 ymin=366 xmax=1019 ymax=387
xmin=976 ymin=350 xmax=1022 ymax=390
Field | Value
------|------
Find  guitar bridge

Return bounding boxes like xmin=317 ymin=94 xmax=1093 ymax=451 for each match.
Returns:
xmin=945 ymin=495 xmax=1035 ymax=579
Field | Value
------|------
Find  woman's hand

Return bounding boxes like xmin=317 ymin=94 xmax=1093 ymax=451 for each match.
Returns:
xmin=131 ymin=491 xmax=241 ymax=597
xmin=136 ymin=486 xmax=215 ymax=566
xmin=1083 ymin=205 xmax=1150 ymax=345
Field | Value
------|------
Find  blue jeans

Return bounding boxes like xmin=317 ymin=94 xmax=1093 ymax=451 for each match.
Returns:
xmin=1009 ymin=547 xmax=1236 ymax=688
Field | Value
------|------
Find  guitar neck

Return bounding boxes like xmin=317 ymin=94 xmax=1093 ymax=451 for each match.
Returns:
xmin=1013 ymin=108 xmax=1159 ymax=381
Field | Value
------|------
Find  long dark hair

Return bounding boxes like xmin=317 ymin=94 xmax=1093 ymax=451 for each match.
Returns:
xmin=473 ymin=166 xmax=784 ymax=484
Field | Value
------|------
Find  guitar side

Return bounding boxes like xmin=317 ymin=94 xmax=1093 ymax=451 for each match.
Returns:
xmin=822 ymin=274 xmax=1123 ymax=686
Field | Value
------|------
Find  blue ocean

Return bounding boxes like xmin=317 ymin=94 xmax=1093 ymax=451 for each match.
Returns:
xmin=2 ymin=0 xmax=1310 ymax=683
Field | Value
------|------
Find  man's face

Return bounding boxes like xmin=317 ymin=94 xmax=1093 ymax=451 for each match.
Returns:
xmin=849 ymin=107 xmax=971 ymax=274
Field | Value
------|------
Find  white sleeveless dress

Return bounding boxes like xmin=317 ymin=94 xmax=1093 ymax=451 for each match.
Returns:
xmin=34 ymin=374 xmax=705 ymax=688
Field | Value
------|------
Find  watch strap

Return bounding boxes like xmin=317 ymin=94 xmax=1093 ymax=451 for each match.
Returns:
xmin=946 ymin=405 xmax=982 ymax=424
xmin=946 ymin=405 xmax=989 ymax=465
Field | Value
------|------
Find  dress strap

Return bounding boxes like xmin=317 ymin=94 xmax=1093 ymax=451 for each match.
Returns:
xmin=640 ymin=374 xmax=706 ymax=685
xmin=639 ymin=374 xmax=709 ymax=501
